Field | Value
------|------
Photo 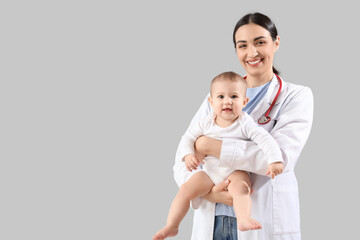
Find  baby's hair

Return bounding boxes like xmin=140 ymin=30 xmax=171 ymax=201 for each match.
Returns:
xmin=210 ymin=71 xmax=247 ymax=96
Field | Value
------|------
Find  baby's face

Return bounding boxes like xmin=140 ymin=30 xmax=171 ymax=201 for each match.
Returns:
xmin=209 ymin=80 xmax=248 ymax=125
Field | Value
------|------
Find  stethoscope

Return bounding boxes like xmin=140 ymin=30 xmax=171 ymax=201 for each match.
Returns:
xmin=244 ymin=74 xmax=282 ymax=125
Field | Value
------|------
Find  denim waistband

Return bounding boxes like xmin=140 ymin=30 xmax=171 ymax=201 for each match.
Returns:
xmin=213 ymin=215 xmax=237 ymax=240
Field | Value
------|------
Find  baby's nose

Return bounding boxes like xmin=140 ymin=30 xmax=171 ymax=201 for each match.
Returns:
xmin=224 ymin=97 xmax=232 ymax=104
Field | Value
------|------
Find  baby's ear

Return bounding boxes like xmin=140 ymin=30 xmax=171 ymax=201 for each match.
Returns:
xmin=244 ymin=97 xmax=249 ymax=106
xmin=208 ymin=96 xmax=213 ymax=106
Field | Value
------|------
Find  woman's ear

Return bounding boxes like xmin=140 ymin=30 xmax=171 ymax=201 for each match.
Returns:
xmin=274 ymin=36 xmax=280 ymax=52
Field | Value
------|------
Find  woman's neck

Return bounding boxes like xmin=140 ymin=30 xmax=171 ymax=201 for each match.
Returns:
xmin=246 ymin=70 xmax=274 ymax=88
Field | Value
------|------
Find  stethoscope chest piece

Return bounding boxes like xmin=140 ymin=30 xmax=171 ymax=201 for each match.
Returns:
xmin=258 ymin=115 xmax=271 ymax=125
xmin=255 ymin=73 xmax=282 ymax=125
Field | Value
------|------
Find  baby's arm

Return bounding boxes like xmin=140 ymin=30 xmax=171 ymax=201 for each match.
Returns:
xmin=266 ymin=162 xmax=283 ymax=179
xmin=184 ymin=153 xmax=205 ymax=172
xmin=177 ymin=114 xmax=210 ymax=172
xmin=242 ymin=113 xmax=283 ymax=177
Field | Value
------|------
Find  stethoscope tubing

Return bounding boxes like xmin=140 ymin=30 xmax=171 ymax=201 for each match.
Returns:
xmin=244 ymin=74 xmax=282 ymax=125
xmin=264 ymin=74 xmax=282 ymax=118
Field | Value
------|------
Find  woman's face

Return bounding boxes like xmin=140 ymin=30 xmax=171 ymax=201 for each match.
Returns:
xmin=234 ymin=23 xmax=279 ymax=78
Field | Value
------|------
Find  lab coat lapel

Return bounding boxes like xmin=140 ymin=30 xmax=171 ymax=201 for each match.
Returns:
xmin=250 ymin=74 xmax=288 ymax=122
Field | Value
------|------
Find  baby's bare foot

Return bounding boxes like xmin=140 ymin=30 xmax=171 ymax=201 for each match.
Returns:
xmin=237 ymin=216 xmax=262 ymax=231
xmin=152 ymin=225 xmax=178 ymax=240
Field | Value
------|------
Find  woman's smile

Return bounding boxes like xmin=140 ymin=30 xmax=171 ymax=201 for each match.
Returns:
xmin=246 ymin=58 xmax=263 ymax=67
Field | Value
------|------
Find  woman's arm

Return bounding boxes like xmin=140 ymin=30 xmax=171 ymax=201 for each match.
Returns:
xmin=196 ymin=87 xmax=314 ymax=175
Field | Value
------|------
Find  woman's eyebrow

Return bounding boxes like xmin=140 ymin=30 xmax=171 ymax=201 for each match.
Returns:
xmin=254 ymin=36 xmax=266 ymax=41
xmin=236 ymin=36 xmax=267 ymax=45
xmin=236 ymin=40 xmax=246 ymax=44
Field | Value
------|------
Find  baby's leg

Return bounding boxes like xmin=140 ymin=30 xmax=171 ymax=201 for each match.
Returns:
xmin=153 ymin=171 xmax=214 ymax=240
xmin=227 ymin=170 xmax=262 ymax=231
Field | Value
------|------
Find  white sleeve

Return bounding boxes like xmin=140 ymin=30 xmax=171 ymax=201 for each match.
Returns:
xmin=177 ymin=116 xmax=207 ymax=162
xmin=173 ymin=95 xmax=211 ymax=187
xmin=241 ymin=113 xmax=283 ymax=165
xmin=219 ymin=87 xmax=313 ymax=175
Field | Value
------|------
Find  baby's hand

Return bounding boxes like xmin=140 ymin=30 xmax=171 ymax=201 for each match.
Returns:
xmin=266 ymin=162 xmax=284 ymax=179
xmin=184 ymin=153 xmax=204 ymax=172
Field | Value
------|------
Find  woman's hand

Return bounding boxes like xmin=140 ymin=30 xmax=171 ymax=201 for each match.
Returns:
xmin=195 ymin=136 xmax=222 ymax=159
xmin=202 ymin=180 xmax=233 ymax=206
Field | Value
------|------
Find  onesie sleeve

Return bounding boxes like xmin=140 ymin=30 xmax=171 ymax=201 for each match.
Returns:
xmin=177 ymin=115 xmax=208 ymax=162
xmin=241 ymin=113 xmax=283 ymax=164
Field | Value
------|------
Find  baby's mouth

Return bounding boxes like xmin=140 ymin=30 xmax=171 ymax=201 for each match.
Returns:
xmin=223 ymin=108 xmax=233 ymax=112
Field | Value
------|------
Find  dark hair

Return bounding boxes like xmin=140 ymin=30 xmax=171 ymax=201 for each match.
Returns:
xmin=232 ymin=12 xmax=280 ymax=75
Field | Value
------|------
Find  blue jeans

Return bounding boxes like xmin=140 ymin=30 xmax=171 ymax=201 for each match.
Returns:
xmin=213 ymin=215 xmax=238 ymax=240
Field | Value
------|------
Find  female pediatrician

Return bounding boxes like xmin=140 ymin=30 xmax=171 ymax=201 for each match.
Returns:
xmin=173 ymin=12 xmax=313 ymax=240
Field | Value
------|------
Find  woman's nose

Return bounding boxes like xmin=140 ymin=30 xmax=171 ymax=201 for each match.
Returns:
xmin=247 ymin=45 xmax=258 ymax=58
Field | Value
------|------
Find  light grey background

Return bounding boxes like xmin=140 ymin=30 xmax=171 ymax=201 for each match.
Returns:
xmin=1 ymin=0 xmax=359 ymax=239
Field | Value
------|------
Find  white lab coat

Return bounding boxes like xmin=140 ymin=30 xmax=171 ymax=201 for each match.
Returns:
xmin=173 ymin=75 xmax=313 ymax=240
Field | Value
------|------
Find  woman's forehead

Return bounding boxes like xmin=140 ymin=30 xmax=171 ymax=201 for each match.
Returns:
xmin=234 ymin=23 xmax=271 ymax=42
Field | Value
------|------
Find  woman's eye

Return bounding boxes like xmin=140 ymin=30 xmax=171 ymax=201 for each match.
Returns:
xmin=256 ymin=41 xmax=266 ymax=45
xmin=238 ymin=44 xmax=246 ymax=49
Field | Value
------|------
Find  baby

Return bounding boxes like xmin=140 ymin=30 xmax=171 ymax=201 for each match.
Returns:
xmin=153 ymin=71 xmax=283 ymax=240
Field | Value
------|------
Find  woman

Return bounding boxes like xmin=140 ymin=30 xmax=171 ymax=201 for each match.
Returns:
xmin=173 ymin=12 xmax=313 ymax=240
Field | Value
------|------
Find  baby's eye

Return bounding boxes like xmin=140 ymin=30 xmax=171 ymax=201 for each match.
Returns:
xmin=217 ymin=95 xmax=224 ymax=99
xmin=231 ymin=95 xmax=238 ymax=99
